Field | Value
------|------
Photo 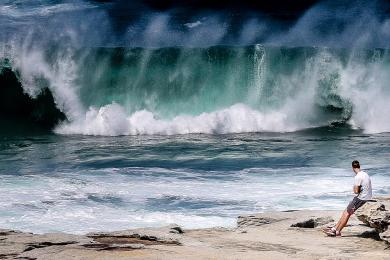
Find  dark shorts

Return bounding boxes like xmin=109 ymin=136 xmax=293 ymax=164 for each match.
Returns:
xmin=346 ymin=197 xmax=366 ymax=215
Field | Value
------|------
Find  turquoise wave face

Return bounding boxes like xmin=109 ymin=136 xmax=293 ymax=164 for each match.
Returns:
xmin=75 ymin=46 xmax=358 ymax=117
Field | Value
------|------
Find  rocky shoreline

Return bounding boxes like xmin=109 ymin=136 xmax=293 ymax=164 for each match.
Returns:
xmin=1 ymin=197 xmax=389 ymax=259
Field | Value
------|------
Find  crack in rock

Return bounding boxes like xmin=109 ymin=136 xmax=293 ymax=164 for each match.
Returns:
xmin=23 ymin=241 xmax=78 ymax=252
xmin=81 ymin=242 xmax=145 ymax=251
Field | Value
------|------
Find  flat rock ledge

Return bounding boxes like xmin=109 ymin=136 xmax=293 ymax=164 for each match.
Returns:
xmin=0 ymin=197 xmax=389 ymax=259
xmin=0 ymin=225 xmax=183 ymax=260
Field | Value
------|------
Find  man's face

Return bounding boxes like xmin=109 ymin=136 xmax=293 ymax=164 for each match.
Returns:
xmin=352 ymin=167 xmax=359 ymax=174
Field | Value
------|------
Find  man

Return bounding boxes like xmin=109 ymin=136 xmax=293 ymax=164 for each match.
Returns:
xmin=323 ymin=160 xmax=372 ymax=237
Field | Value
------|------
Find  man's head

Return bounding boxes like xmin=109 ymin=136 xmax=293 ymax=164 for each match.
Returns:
xmin=352 ymin=160 xmax=360 ymax=174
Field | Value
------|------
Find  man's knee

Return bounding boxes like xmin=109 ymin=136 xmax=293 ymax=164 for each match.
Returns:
xmin=346 ymin=207 xmax=354 ymax=216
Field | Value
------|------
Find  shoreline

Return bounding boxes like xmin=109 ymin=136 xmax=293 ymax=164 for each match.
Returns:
xmin=1 ymin=198 xmax=389 ymax=259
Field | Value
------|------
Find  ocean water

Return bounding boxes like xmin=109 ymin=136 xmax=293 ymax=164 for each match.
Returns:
xmin=0 ymin=0 xmax=389 ymax=234
xmin=0 ymin=130 xmax=389 ymax=234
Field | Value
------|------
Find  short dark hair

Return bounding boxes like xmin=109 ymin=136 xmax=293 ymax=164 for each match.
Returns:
xmin=352 ymin=160 xmax=360 ymax=169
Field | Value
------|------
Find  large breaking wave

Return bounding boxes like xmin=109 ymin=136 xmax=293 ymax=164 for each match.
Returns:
xmin=1 ymin=45 xmax=389 ymax=135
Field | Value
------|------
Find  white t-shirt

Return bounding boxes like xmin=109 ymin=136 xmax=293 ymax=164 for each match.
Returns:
xmin=354 ymin=170 xmax=372 ymax=201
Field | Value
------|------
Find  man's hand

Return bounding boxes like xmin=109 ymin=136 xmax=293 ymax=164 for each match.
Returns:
xmin=353 ymin=185 xmax=361 ymax=194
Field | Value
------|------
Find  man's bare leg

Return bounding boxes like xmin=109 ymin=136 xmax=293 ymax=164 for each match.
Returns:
xmin=335 ymin=210 xmax=352 ymax=232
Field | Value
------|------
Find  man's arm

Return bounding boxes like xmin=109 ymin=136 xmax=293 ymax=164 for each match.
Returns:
xmin=354 ymin=175 xmax=362 ymax=194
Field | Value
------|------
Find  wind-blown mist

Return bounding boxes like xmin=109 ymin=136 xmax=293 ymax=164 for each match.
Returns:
xmin=1 ymin=0 xmax=390 ymax=135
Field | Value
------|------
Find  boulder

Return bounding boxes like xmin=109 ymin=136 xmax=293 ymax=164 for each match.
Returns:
xmin=355 ymin=198 xmax=390 ymax=243
xmin=355 ymin=202 xmax=390 ymax=232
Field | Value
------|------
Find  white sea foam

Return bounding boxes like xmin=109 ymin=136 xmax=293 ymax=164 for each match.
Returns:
xmin=55 ymin=103 xmax=312 ymax=136
xmin=0 ymin=166 xmax=388 ymax=234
